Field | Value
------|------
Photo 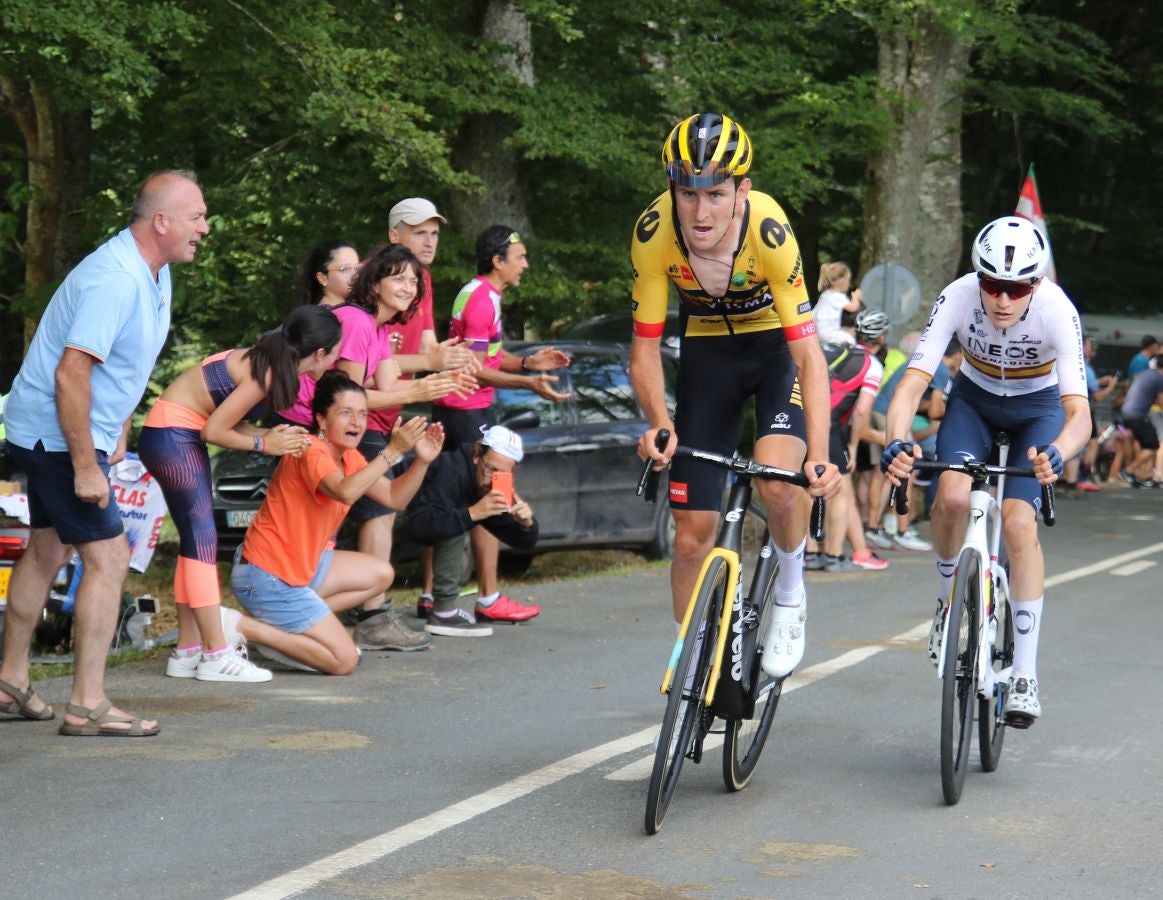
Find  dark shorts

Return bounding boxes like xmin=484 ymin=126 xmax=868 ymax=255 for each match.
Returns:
xmin=5 ymin=441 xmax=124 ymax=544
xmin=670 ymin=330 xmax=806 ymax=511
xmin=1123 ymin=414 xmax=1160 ymax=451
xmin=936 ymin=375 xmax=1065 ymax=510
xmin=432 ymin=406 xmax=490 ymax=451
xmin=829 ymin=424 xmax=851 ymax=470
xmin=347 ymin=429 xmax=396 ymax=523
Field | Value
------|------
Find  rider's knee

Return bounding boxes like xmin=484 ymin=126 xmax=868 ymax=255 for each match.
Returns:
xmin=934 ymin=483 xmax=969 ymax=521
xmin=756 ymin=479 xmax=802 ymax=513
xmin=1001 ymin=506 xmax=1039 ymax=553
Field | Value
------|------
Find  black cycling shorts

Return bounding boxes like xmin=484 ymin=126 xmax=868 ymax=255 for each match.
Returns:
xmin=670 ymin=329 xmax=805 ymax=511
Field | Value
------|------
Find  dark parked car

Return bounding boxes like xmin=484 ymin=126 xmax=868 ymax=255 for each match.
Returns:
xmin=210 ymin=341 xmax=678 ymax=568
xmin=565 ymin=308 xmax=681 ymax=351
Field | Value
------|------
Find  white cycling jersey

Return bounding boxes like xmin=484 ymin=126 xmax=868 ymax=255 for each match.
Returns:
xmin=908 ymin=272 xmax=1086 ymax=399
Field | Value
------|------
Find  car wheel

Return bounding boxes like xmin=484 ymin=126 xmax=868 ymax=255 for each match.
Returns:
xmin=643 ymin=497 xmax=675 ymax=560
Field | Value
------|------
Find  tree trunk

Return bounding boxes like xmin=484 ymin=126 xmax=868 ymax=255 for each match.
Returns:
xmin=0 ymin=76 xmax=87 ymax=351
xmin=861 ymin=8 xmax=972 ymax=329
xmin=450 ymin=0 xmax=535 ymax=334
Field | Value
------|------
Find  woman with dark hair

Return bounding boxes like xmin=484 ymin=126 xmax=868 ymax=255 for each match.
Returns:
xmin=279 ymin=245 xmax=476 ymax=650
xmin=229 ymin=371 xmax=443 ymax=674
xmin=299 ymin=239 xmax=360 ymax=307
xmin=138 ymin=304 xmax=342 ymax=683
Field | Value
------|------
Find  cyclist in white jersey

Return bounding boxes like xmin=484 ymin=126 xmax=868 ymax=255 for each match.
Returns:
xmin=880 ymin=216 xmax=1090 ymax=726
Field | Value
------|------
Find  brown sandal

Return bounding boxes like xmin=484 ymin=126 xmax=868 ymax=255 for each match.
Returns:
xmin=58 ymin=700 xmax=160 ymax=737
xmin=0 ymin=677 xmax=54 ymax=721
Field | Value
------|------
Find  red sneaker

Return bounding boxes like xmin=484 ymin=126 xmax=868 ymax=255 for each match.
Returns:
xmin=851 ymin=549 xmax=889 ymax=571
xmin=1076 ymin=480 xmax=1102 ymax=492
xmin=475 ymin=594 xmax=541 ymax=622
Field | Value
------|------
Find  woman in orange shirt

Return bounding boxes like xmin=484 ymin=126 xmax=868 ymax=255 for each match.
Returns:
xmin=228 ymin=371 xmax=443 ymax=674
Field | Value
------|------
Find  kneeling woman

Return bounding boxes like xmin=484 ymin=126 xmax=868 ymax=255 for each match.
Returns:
xmin=229 ymin=371 xmax=443 ymax=674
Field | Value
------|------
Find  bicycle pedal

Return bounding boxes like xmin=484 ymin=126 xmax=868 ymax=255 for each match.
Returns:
xmin=1004 ymin=712 xmax=1034 ymax=730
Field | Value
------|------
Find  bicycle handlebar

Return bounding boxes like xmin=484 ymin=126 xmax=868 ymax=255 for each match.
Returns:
xmin=887 ymin=458 xmax=1056 ymax=527
xmin=636 ymin=429 xmax=827 ymax=541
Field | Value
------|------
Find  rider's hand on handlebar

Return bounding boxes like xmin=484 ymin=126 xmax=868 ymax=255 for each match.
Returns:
xmin=637 ymin=426 xmax=676 ymax=471
xmin=1028 ymin=444 xmax=1063 ymax=484
xmin=880 ymin=438 xmax=919 ymax=486
xmin=804 ymin=459 xmax=842 ymax=499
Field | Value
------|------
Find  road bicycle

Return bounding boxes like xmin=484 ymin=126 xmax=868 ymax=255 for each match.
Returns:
xmin=889 ymin=432 xmax=1054 ymax=805
xmin=637 ymin=430 xmax=824 ymax=834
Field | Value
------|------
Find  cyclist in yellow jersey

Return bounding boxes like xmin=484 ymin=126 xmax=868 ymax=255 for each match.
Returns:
xmin=631 ymin=113 xmax=841 ymax=678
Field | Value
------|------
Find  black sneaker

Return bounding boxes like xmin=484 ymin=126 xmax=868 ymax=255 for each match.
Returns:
xmin=425 ymin=608 xmax=494 ymax=637
xmin=415 ymin=594 xmax=434 ymax=618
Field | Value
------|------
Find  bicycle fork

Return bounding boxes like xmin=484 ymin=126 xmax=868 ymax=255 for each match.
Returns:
xmin=660 ymin=548 xmax=740 ymax=707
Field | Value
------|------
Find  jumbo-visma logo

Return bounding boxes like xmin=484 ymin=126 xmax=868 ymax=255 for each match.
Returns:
xmin=669 ymin=481 xmax=689 ymax=501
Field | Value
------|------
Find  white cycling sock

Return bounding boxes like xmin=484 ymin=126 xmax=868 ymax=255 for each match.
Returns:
xmin=936 ymin=557 xmax=957 ymax=609
xmin=774 ymin=537 xmax=807 ymax=603
xmin=1011 ymin=596 xmax=1043 ymax=678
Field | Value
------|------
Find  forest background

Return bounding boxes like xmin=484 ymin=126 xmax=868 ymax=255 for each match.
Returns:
xmin=1 ymin=0 xmax=1159 ymax=395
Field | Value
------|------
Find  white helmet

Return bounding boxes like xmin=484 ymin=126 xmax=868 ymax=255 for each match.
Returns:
xmin=971 ymin=216 xmax=1049 ymax=281
xmin=854 ymin=309 xmax=890 ymax=339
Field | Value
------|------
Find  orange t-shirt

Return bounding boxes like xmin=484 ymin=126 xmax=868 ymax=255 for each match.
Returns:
xmin=241 ymin=437 xmax=367 ymax=586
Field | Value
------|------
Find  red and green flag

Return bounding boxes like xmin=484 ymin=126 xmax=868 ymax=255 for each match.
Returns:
xmin=1014 ymin=164 xmax=1057 ymax=283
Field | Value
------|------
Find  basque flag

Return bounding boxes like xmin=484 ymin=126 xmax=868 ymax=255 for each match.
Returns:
xmin=1014 ymin=164 xmax=1058 ymax=283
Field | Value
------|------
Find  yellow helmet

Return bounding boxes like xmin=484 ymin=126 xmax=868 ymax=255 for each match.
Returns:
xmin=662 ymin=113 xmax=753 ymax=188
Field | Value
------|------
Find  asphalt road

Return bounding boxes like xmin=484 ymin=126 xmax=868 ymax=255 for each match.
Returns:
xmin=2 ymin=485 xmax=1161 ymax=899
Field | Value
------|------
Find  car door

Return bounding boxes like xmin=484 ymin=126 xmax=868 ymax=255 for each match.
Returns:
xmin=490 ymin=377 xmax=578 ymax=541
xmin=568 ymin=346 xmax=658 ymax=543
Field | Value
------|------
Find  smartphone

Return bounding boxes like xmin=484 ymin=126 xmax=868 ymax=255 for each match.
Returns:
xmin=134 ymin=594 xmax=158 ymax=615
xmin=491 ymin=471 xmax=514 ymax=506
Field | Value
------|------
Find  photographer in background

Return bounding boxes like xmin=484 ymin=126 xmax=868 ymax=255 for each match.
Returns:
xmin=404 ymin=426 xmax=540 ymax=636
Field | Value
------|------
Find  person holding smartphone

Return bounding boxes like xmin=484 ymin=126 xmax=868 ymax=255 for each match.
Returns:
xmin=403 ymin=425 xmax=539 ymax=636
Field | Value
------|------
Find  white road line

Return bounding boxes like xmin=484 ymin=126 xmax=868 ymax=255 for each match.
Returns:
xmin=232 ymin=544 xmax=1162 ymax=899
xmin=1109 ymin=560 xmax=1157 ymax=577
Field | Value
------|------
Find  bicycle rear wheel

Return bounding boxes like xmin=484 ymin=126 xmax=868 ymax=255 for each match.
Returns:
xmin=723 ymin=546 xmax=783 ymax=792
xmin=979 ymin=576 xmax=1013 ymax=772
xmin=645 ymin=555 xmax=726 ymax=834
xmin=940 ymin=548 xmax=980 ymax=806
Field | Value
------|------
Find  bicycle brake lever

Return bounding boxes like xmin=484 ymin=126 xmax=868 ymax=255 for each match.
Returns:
xmin=637 ymin=428 xmax=671 ymax=501
xmin=1041 ymin=482 xmax=1055 ymax=527
xmin=810 ymin=464 xmax=826 ymax=542
xmin=888 ymin=482 xmax=909 ymax=516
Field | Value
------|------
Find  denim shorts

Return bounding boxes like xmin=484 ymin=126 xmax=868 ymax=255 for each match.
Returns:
xmin=230 ymin=546 xmax=334 ymax=633
xmin=5 ymin=441 xmax=124 ymax=545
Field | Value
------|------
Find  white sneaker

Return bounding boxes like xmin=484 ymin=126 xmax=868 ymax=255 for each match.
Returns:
xmin=761 ymin=591 xmax=806 ymax=678
xmin=1003 ymin=674 xmax=1041 ymax=726
xmin=165 ymin=650 xmax=201 ymax=679
xmin=892 ymin=529 xmax=932 ymax=552
xmin=195 ymin=645 xmax=273 ymax=683
xmin=864 ymin=528 xmax=894 ymax=550
xmin=220 ymin=606 xmax=246 ymax=649
xmin=927 ymin=602 xmax=945 ymax=667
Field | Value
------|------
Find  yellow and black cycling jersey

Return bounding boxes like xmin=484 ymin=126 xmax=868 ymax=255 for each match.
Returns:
xmin=630 ymin=189 xmax=814 ymax=340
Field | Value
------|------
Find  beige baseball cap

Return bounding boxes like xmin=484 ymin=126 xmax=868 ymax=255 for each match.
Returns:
xmin=388 ymin=197 xmax=447 ymax=230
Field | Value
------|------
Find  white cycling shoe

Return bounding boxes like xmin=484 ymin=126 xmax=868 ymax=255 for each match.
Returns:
xmin=927 ymin=601 xmax=945 ymax=667
xmin=1004 ymin=673 xmax=1041 ymax=728
xmin=761 ymin=590 xmax=806 ymax=678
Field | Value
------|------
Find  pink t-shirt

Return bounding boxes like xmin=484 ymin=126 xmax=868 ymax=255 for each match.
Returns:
xmin=435 ymin=278 xmax=502 ymax=411
xmin=280 ymin=304 xmax=392 ymax=427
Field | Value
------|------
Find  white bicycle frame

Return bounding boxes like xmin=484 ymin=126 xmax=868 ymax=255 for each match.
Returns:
xmin=935 ymin=443 xmax=1013 ymax=700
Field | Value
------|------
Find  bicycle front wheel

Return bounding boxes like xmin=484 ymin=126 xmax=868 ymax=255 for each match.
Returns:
xmin=940 ymin=548 xmax=980 ymax=806
xmin=723 ymin=547 xmax=783 ymax=792
xmin=645 ymin=555 xmax=727 ymax=834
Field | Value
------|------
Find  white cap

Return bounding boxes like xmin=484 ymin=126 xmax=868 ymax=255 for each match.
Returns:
xmin=388 ymin=197 xmax=447 ymax=230
xmin=479 ymin=425 xmax=523 ymax=463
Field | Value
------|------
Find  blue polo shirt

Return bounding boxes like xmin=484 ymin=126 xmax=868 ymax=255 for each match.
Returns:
xmin=5 ymin=229 xmax=172 ymax=453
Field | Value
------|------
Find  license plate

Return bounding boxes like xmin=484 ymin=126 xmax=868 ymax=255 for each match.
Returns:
xmin=226 ymin=509 xmax=260 ymax=529
xmin=0 ymin=566 xmax=10 ymax=602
